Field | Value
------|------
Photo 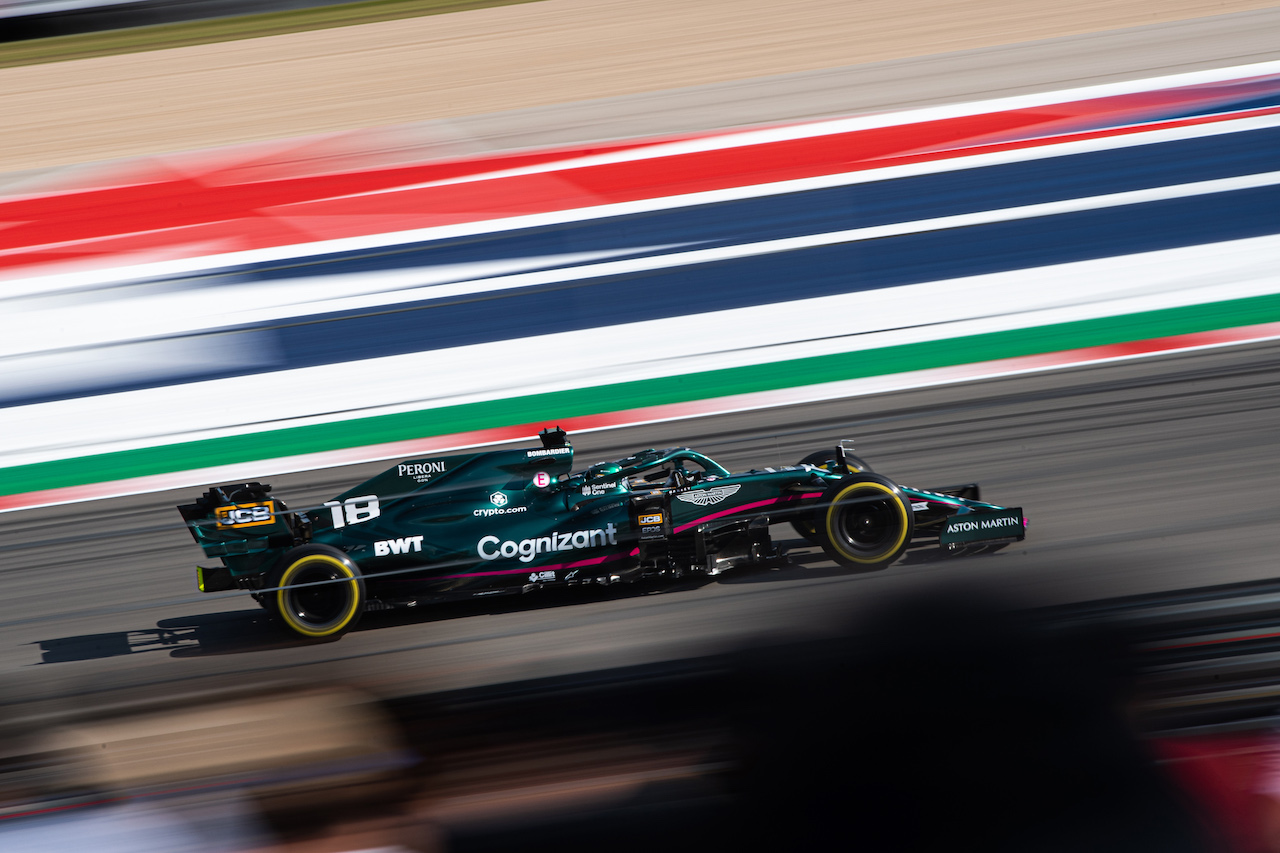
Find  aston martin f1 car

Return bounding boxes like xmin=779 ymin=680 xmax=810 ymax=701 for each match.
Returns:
xmin=179 ymin=428 xmax=1026 ymax=640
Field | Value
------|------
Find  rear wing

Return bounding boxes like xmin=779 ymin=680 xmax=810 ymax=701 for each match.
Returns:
xmin=177 ymin=482 xmax=309 ymax=573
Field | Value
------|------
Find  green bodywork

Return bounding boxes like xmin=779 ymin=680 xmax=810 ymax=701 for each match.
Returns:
xmin=179 ymin=429 xmax=1024 ymax=604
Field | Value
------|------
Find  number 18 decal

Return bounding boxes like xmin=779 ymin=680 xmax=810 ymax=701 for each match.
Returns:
xmin=324 ymin=495 xmax=380 ymax=529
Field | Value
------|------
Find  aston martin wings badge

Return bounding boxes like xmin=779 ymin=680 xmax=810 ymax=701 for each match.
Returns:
xmin=674 ymin=484 xmax=742 ymax=506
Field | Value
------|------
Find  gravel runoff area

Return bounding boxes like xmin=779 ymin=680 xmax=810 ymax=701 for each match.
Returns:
xmin=2 ymin=0 xmax=1279 ymax=174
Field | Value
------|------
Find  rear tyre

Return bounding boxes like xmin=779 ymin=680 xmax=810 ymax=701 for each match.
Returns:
xmin=815 ymin=474 xmax=913 ymax=570
xmin=271 ymin=545 xmax=365 ymax=640
xmin=790 ymin=449 xmax=874 ymax=544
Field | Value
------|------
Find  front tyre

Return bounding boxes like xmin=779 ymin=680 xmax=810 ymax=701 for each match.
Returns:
xmin=272 ymin=545 xmax=365 ymax=640
xmin=816 ymin=474 xmax=913 ymax=570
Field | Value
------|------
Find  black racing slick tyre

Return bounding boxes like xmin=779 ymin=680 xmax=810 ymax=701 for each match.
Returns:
xmin=791 ymin=449 xmax=874 ymax=544
xmin=271 ymin=545 xmax=365 ymax=640
xmin=815 ymin=474 xmax=913 ymax=570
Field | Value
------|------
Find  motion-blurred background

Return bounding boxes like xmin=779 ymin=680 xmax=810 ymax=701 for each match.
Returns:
xmin=4 ymin=1 xmax=1280 ymax=850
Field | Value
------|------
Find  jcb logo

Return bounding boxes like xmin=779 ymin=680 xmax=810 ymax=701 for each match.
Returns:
xmin=215 ymin=501 xmax=275 ymax=528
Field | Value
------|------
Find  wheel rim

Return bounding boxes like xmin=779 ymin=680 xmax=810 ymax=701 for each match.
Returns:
xmin=278 ymin=556 xmax=360 ymax=636
xmin=826 ymin=482 xmax=909 ymax=563
xmin=837 ymin=495 xmax=897 ymax=555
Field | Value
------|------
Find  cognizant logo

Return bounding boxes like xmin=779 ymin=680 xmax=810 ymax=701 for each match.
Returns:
xmin=477 ymin=523 xmax=618 ymax=563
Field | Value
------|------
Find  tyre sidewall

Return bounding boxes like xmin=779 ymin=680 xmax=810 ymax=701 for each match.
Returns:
xmin=272 ymin=544 xmax=365 ymax=639
xmin=818 ymin=474 xmax=912 ymax=570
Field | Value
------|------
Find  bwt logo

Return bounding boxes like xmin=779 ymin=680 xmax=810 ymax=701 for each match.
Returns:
xmin=374 ymin=536 xmax=424 ymax=556
xmin=215 ymin=501 xmax=275 ymax=528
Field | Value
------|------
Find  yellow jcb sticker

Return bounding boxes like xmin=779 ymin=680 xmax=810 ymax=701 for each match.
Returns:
xmin=215 ymin=500 xmax=276 ymax=528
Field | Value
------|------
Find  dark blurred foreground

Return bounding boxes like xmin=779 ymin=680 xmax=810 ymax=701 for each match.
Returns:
xmin=723 ymin=587 xmax=1214 ymax=853
xmin=0 ymin=583 xmax=1259 ymax=851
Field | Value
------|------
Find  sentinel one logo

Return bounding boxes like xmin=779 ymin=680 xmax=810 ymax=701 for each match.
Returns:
xmin=950 ymin=516 xmax=1020 ymax=532
xmin=478 ymin=523 xmax=618 ymax=563
xmin=374 ymin=536 xmax=424 ymax=556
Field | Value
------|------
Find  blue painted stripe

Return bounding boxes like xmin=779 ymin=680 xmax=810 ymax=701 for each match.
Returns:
xmin=111 ymin=123 xmax=1280 ymax=292
xmin=268 ymin=184 xmax=1280 ymax=367
xmin=7 ymin=127 xmax=1280 ymax=408
xmin=240 ymin=125 xmax=1280 ymax=281
xmin=9 ymin=181 xmax=1277 ymax=409
xmin=1164 ymin=93 xmax=1280 ymax=122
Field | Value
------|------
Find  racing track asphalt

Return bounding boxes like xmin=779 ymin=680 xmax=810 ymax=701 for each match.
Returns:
xmin=3 ymin=339 xmax=1279 ymax=718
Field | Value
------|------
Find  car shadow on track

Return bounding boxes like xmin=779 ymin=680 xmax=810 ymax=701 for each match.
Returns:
xmin=713 ymin=540 xmax=980 ymax=584
xmin=32 ymin=542 xmax=995 ymax=662
xmin=33 ymin=608 xmax=315 ymax=663
xmin=349 ymin=573 xmax=722 ymax=634
xmin=32 ymin=582 xmax=715 ymax=663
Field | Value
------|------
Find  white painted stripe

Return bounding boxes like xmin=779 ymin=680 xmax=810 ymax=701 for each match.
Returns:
xmin=5 ymin=166 xmax=1278 ymax=361
xmin=8 ymin=320 xmax=1280 ymax=515
xmin=0 ymin=244 xmax=689 ymax=359
xmin=3 ymin=234 xmax=1277 ymax=471
xmin=6 ymin=104 xmax=1280 ymax=297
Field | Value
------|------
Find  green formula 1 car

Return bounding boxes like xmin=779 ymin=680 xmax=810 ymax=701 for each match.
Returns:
xmin=179 ymin=427 xmax=1025 ymax=640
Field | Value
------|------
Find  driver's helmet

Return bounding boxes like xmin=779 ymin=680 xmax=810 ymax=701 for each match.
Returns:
xmin=584 ymin=462 xmax=629 ymax=492
xmin=587 ymin=462 xmax=623 ymax=479
xmin=666 ymin=464 xmax=694 ymax=489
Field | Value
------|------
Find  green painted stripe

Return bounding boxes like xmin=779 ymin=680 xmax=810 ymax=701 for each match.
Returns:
xmin=5 ymin=292 xmax=1280 ymax=497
